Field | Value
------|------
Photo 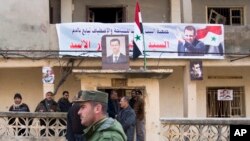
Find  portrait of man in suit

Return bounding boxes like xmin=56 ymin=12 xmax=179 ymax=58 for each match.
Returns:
xmin=106 ymin=38 xmax=127 ymax=63
xmin=102 ymin=35 xmax=129 ymax=70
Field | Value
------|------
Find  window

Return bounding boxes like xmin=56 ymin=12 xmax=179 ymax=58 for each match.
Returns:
xmin=207 ymin=87 xmax=245 ymax=117
xmin=87 ymin=7 xmax=126 ymax=23
xmin=207 ymin=7 xmax=244 ymax=25
xmin=49 ymin=0 xmax=61 ymax=24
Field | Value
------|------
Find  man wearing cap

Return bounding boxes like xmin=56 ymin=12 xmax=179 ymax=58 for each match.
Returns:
xmin=73 ymin=90 xmax=127 ymax=141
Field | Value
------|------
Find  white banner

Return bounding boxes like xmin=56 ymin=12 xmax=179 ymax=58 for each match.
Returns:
xmin=56 ymin=23 xmax=224 ymax=59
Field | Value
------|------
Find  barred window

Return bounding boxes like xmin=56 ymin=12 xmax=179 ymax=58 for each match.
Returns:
xmin=207 ymin=7 xmax=244 ymax=25
xmin=207 ymin=87 xmax=245 ymax=117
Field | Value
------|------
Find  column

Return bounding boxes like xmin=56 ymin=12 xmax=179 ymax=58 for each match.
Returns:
xmin=182 ymin=0 xmax=193 ymax=23
xmin=61 ymin=0 xmax=73 ymax=22
xmin=171 ymin=0 xmax=181 ymax=23
xmin=183 ymin=63 xmax=197 ymax=117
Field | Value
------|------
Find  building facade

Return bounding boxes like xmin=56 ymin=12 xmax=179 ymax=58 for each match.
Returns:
xmin=1 ymin=0 xmax=250 ymax=140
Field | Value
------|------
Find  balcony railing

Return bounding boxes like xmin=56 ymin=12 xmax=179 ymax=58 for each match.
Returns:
xmin=160 ymin=118 xmax=250 ymax=141
xmin=0 ymin=112 xmax=67 ymax=140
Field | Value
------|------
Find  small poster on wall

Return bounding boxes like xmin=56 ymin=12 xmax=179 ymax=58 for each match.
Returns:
xmin=190 ymin=60 xmax=203 ymax=80
xmin=217 ymin=89 xmax=233 ymax=101
xmin=42 ymin=67 xmax=55 ymax=84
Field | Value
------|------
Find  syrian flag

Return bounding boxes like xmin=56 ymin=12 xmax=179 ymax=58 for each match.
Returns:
xmin=196 ymin=26 xmax=223 ymax=46
xmin=133 ymin=2 xmax=144 ymax=59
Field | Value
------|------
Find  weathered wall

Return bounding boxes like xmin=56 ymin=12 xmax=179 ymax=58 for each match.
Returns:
xmin=73 ymin=0 xmax=170 ymax=22
xmin=0 ymin=0 xmax=50 ymax=50
xmin=159 ymin=67 xmax=184 ymax=117
xmin=0 ymin=67 xmax=81 ymax=112
xmin=159 ymin=65 xmax=250 ymax=118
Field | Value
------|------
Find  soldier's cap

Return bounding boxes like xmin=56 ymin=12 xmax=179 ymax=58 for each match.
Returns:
xmin=73 ymin=90 xmax=108 ymax=104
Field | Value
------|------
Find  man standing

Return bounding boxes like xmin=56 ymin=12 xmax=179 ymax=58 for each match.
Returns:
xmin=35 ymin=91 xmax=60 ymax=112
xmin=107 ymin=90 xmax=120 ymax=118
xmin=9 ymin=93 xmax=30 ymax=112
xmin=106 ymin=38 xmax=127 ymax=63
xmin=129 ymin=89 xmax=137 ymax=109
xmin=66 ymin=91 xmax=86 ymax=141
xmin=177 ymin=25 xmax=206 ymax=56
xmin=58 ymin=90 xmax=72 ymax=112
xmin=117 ymin=96 xmax=136 ymax=141
xmin=73 ymin=90 xmax=127 ymax=141
xmin=134 ymin=90 xmax=145 ymax=141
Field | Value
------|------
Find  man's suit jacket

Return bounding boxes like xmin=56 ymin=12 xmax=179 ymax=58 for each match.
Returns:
xmin=106 ymin=53 xmax=127 ymax=64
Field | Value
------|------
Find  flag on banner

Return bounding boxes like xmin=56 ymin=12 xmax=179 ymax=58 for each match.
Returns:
xmin=133 ymin=1 xmax=144 ymax=59
xmin=196 ymin=26 xmax=223 ymax=46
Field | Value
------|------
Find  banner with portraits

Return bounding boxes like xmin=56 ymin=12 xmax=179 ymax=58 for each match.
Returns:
xmin=56 ymin=23 xmax=224 ymax=59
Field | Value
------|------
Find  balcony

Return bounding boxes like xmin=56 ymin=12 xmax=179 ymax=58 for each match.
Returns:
xmin=160 ymin=118 xmax=250 ymax=141
xmin=0 ymin=112 xmax=67 ymax=141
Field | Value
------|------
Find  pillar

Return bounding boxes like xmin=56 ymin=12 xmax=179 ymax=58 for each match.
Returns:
xmin=61 ymin=0 xmax=73 ymax=22
xmin=171 ymin=0 xmax=181 ymax=23
xmin=183 ymin=63 xmax=197 ymax=117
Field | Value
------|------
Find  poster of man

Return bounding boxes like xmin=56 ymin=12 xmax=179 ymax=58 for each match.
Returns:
xmin=190 ymin=60 xmax=203 ymax=80
xmin=102 ymin=35 xmax=129 ymax=70
xmin=42 ymin=67 xmax=55 ymax=84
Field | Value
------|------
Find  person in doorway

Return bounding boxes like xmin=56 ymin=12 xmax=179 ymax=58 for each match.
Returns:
xmin=107 ymin=90 xmax=120 ymax=118
xmin=73 ymin=90 xmax=127 ymax=141
xmin=116 ymin=96 xmax=136 ymax=141
xmin=58 ymin=90 xmax=72 ymax=112
xmin=134 ymin=90 xmax=145 ymax=141
xmin=66 ymin=91 xmax=86 ymax=141
xmin=129 ymin=89 xmax=137 ymax=109
xmin=106 ymin=38 xmax=127 ymax=63
xmin=177 ymin=25 xmax=206 ymax=56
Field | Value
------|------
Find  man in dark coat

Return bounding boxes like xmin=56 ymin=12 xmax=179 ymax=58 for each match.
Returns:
xmin=66 ymin=102 xmax=85 ymax=141
xmin=107 ymin=90 xmax=120 ymax=118
xmin=117 ymin=96 xmax=136 ymax=141
xmin=35 ymin=91 xmax=60 ymax=112
xmin=58 ymin=90 xmax=72 ymax=112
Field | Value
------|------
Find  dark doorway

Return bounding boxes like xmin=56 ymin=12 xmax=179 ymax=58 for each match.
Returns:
xmin=87 ymin=7 xmax=125 ymax=23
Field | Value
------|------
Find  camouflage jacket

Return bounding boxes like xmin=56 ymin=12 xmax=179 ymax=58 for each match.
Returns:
xmin=84 ymin=117 xmax=127 ymax=141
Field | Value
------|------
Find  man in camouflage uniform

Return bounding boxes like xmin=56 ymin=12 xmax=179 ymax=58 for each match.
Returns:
xmin=73 ymin=90 xmax=127 ymax=141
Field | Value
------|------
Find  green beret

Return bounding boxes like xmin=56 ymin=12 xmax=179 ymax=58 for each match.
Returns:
xmin=73 ymin=90 xmax=108 ymax=104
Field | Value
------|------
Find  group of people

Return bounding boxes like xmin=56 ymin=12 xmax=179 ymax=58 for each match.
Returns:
xmin=8 ymin=89 xmax=145 ymax=141
xmin=9 ymin=91 xmax=72 ymax=113
xmin=106 ymin=89 xmax=145 ymax=141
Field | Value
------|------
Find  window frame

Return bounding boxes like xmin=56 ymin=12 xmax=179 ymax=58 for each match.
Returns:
xmin=206 ymin=86 xmax=245 ymax=118
xmin=206 ymin=6 xmax=244 ymax=25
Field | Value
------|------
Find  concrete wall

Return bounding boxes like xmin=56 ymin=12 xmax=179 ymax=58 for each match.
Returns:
xmin=0 ymin=67 xmax=81 ymax=112
xmin=73 ymin=0 xmax=170 ymax=22
xmin=159 ymin=65 xmax=250 ymax=118
xmin=159 ymin=67 xmax=184 ymax=117
xmin=0 ymin=0 xmax=50 ymax=50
